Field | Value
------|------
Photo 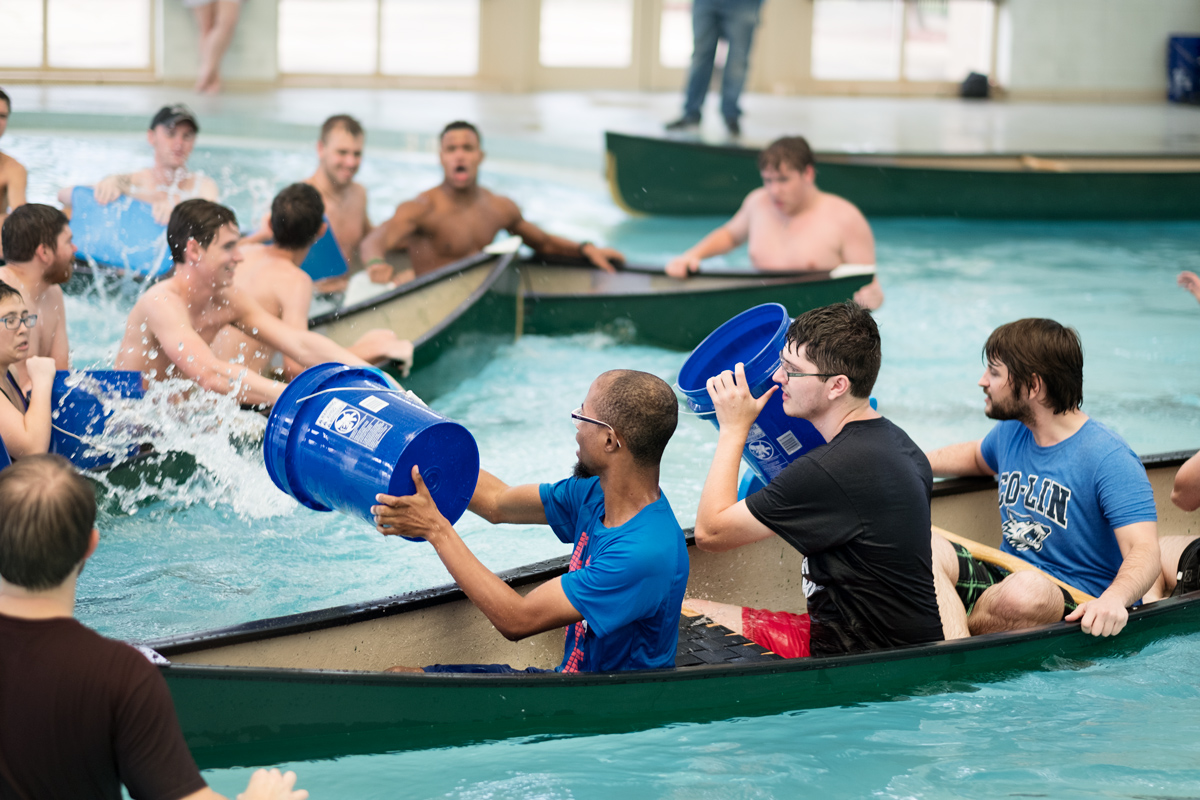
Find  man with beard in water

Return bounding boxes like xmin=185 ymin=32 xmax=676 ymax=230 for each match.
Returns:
xmin=371 ymin=370 xmax=689 ymax=674
xmin=928 ymin=318 xmax=1160 ymax=638
xmin=359 ymin=121 xmax=624 ymax=286
xmin=0 ymin=204 xmax=75 ymax=390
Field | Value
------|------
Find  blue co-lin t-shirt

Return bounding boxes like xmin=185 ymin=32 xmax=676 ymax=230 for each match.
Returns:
xmin=980 ymin=419 xmax=1157 ymax=598
xmin=539 ymin=476 xmax=689 ymax=673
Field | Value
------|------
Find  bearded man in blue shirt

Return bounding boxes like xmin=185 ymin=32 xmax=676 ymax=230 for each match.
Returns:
xmin=928 ymin=319 xmax=1160 ymax=638
xmin=372 ymin=369 xmax=689 ymax=673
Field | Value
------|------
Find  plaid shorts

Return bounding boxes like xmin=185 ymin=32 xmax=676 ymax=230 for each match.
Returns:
xmin=952 ymin=543 xmax=1078 ymax=618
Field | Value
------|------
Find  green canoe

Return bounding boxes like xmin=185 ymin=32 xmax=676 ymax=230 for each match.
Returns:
xmin=141 ymin=451 xmax=1198 ymax=769
xmin=313 ymin=253 xmax=874 ymax=386
xmin=606 ymin=131 xmax=1200 ymax=219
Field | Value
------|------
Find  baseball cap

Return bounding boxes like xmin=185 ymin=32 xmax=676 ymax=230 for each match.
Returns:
xmin=149 ymin=104 xmax=199 ymax=132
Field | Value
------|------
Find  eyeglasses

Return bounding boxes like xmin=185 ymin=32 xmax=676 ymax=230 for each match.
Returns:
xmin=784 ymin=371 xmax=835 ymax=380
xmin=571 ymin=407 xmax=621 ymax=448
xmin=1 ymin=314 xmax=37 ymax=331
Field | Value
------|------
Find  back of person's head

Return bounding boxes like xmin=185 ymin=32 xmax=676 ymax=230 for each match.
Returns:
xmin=320 ymin=114 xmax=364 ymax=142
xmin=270 ymin=183 xmax=325 ymax=250
xmin=1 ymin=203 xmax=69 ymax=263
xmin=0 ymin=454 xmax=97 ymax=591
xmin=786 ymin=302 xmax=881 ymax=399
xmin=984 ymin=318 xmax=1083 ymax=414
xmin=0 ymin=279 xmax=22 ymax=305
xmin=593 ymin=370 xmax=678 ymax=467
xmin=441 ymin=120 xmax=481 ymax=145
xmin=167 ymin=199 xmax=238 ymax=264
xmin=0 ymin=87 xmax=10 ymax=112
xmin=758 ymin=136 xmax=816 ymax=174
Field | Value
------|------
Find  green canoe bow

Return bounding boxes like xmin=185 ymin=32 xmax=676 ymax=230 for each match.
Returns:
xmin=606 ymin=131 xmax=1200 ymax=219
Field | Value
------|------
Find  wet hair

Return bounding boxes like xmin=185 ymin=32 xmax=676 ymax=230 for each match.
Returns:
xmin=167 ymin=199 xmax=238 ymax=264
xmin=320 ymin=114 xmax=364 ymax=142
xmin=0 ymin=455 xmax=97 ymax=591
xmin=440 ymin=120 xmax=481 ymax=146
xmin=0 ymin=279 xmax=22 ymax=305
xmin=0 ymin=88 xmax=9 ymax=112
xmin=270 ymin=183 xmax=325 ymax=250
xmin=786 ymin=302 xmax=881 ymax=399
xmin=0 ymin=204 xmax=69 ymax=264
xmin=984 ymin=318 xmax=1084 ymax=414
xmin=592 ymin=370 xmax=678 ymax=467
xmin=758 ymin=136 xmax=816 ymax=174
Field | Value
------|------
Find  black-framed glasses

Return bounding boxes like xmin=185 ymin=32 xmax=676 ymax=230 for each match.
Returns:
xmin=784 ymin=371 xmax=835 ymax=380
xmin=571 ymin=407 xmax=621 ymax=448
xmin=1 ymin=314 xmax=37 ymax=331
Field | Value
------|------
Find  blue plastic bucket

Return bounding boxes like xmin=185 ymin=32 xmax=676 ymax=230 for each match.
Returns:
xmin=50 ymin=370 xmax=146 ymax=470
xmin=264 ymin=363 xmax=480 ymax=535
xmin=677 ymin=303 xmax=826 ymax=486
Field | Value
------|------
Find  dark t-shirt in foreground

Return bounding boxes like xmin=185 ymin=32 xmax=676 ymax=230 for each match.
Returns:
xmin=0 ymin=613 xmax=206 ymax=800
xmin=745 ymin=417 xmax=944 ymax=657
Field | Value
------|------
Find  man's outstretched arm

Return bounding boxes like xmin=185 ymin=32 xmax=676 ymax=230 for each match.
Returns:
xmin=359 ymin=198 xmax=430 ymax=284
xmin=469 ymin=469 xmax=547 ymax=525
xmin=234 ymin=290 xmax=371 ymax=372
xmin=665 ymin=198 xmax=751 ymax=278
xmin=374 ymin=468 xmax=581 ymax=640
xmin=926 ymin=440 xmax=993 ymax=479
xmin=511 ymin=217 xmax=623 ymax=273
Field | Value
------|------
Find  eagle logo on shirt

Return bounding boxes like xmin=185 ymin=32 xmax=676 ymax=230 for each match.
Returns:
xmin=1002 ymin=513 xmax=1052 ymax=552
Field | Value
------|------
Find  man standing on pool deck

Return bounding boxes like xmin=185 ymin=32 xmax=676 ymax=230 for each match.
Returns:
xmin=0 ymin=455 xmax=309 ymax=800
xmin=665 ymin=136 xmax=883 ymax=310
xmin=360 ymin=121 xmax=625 ymax=285
xmin=686 ymin=302 xmax=949 ymax=657
xmin=927 ymin=318 xmax=1160 ymax=638
xmin=57 ymin=105 xmax=218 ymax=225
xmin=0 ymin=204 xmax=74 ymax=389
xmin=213 ymin=183 xmax=413 ymax=379
xmin=0 ymin=87 xmax=28 ymax=260
xmin=115 ymin=199 xmax=372 ymax=407
xmin=371 ymin=370 xmax=689 ymax=674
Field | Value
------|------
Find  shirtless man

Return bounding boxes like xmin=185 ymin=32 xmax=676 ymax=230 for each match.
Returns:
xmin=0 ymin=204 xmax=74 ymax=390
xmin=361 ymin=121 xmax=624 ymax=285
xmin=115 ymin=199 xmax=370 ymax=407
xmin=212 ymin=183 xmax=412 ymax=380
xmin=0 ymin=88 xmax=28 ymax=260
xmin=665 ymin=136 xmax=883 ymax=310
xmin=246 ymin=115 xmax=372 ymax=292
xmin=58 ymin=105 xmax=218 ymax=225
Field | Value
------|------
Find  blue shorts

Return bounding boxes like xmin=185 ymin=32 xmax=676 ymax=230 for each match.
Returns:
xmin=422 ymin=663 xmax=554 ymax=674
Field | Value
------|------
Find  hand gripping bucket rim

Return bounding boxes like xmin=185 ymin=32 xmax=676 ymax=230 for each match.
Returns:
xmin=676 ymin=302 xmax=790 ymax=414
xmin=264 ymin=363 xmax=480 ymax=528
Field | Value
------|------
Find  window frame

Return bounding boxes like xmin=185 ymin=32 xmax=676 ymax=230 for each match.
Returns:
xmin=0 ymin=0 xmax=157 ymax=82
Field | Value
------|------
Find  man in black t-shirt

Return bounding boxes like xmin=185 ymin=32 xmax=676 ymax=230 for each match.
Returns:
xmin=0 ymin=455 xmax=306 ymax=800
xmin=689 ymin=302 xmax=947 ymax=657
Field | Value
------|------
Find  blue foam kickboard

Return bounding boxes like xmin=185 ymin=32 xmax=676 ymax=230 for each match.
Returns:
xmin=299 ymin=220 xmax=349 ymax=281
xmin=71 ymin=187 xmax=174 ymax=278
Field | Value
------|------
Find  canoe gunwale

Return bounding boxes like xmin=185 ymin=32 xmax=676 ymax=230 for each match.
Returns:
xmin=154 ymin=591 xmax=1200 ymax=687
xmin=931 ymin=450 xmax=1193 ymax=498
xmin=307 ymin=250 xmax=501 ymax=330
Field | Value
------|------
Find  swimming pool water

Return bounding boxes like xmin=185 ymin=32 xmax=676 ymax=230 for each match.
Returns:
xmin=5 ymin=131 xmax=1200 ymax=797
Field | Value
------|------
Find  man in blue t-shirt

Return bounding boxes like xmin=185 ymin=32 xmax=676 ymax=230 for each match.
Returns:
xmin=928 ymin=318 xmax=1160 ymax=638
xmin=371 ymin=370 xmax=689 ymax=673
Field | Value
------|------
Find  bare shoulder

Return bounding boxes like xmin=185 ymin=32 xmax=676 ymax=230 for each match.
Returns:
xmin=0 ymin=151 xmax=26 ymax=177
xmin=486 ymin=190 xmax=522 ymax=223
xmin=740 ymin=187 xmax=772 ymax=214
xmin=139 ymin=279 xmax=186 ymax=317
xmin=821 ymin=191 xmax=868 ymax=223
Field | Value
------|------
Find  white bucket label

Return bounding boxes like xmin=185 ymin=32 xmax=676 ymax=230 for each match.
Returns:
xmin=315 ymin=397 xmax=393 ymax=451
xmin=358 ymin=394 xmax=389 ymax=413
xmin=746 ymin=423 xmax=790 ymax=480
